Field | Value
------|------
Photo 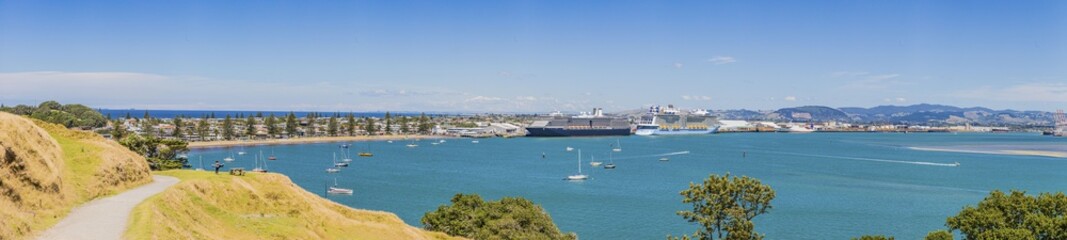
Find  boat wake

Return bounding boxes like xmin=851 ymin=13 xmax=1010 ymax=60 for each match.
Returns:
xmin=612 ymin=151 xmax=690 ymax=160
xmin=771 ymin=152 xmax=960 ymax=167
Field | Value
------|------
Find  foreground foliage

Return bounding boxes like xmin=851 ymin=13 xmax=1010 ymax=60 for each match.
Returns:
xmin=422 ymin=193 xmax=576 ymax=240
xmin=670 ymin=173 xmax=775 ymax=240
xmin=942 ymin=190 xmax=1066 ymax=240
xmin=119 ymin=134 xmax=189 ymax=170
xmin=0 ymin=100 xmax=108 ymax=128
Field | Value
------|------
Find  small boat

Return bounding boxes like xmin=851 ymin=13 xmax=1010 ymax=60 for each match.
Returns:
xmin=237 ymin=148 xmax=247 ymax=155
xmin=566 ymin=147 xmax=574 ymax=152
xmin=358 ymin=152 xmax=373 ymax=157
xmin=326 ymin=167 xmax=340 ymax=173
xmin=327 ymin=178 xmax=353 ymax=195
xmin=251 ymin=151 xmax=268 ymax=173
xmin=439 ymin=139 xmax=446 ymax=143
xmin=953 ymin=162 xmax=961 ymax=166
xmin=471 ymin=140 xmax=479 ymax=143
xmin=268 ymin=148 xmax=277 ymax=160
xmin=340 ymin=144 xmax=350 ymax=148
xmin=659 ymin=157 xmax=669 ymax=161
xmin=195 ymin=156 xmax=204 ymax=171
xmin=223 ymin=153 xmax=235 ymax=162
xmin=590 ymin=156 xmax=602 ymax=167
xmin=566 ymin=149 xmax=589 ymax=181
xmin=604 ymin=150 xmax=617 ymax=169
xmin=406 ymin=139 xmax=418 ymax=148
xmin=387 ymin=140 xmax=394 ymax=143
xmin=612 ymin=139 xmax=622 ymax=152
xmin=334 ymin=153 xmax=349 ymax=167
xmin=328 ymin=186 xmax=353 ymax=195
xmin=431 ymin=142 xmax=439 ymax=145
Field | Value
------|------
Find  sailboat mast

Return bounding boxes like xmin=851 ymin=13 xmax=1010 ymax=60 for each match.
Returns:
xmin=578 ymin=149 xmax=582 ymax=174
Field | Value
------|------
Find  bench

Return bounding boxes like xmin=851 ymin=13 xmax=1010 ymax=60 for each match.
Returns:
xmin=229 ymin=167 xmax=245 ymax=176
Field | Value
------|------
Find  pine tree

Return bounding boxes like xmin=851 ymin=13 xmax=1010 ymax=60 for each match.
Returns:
xmin=364 ymin=117 xmax=377 ymax=135
xmin=327 ymin=115 xmax=339 ymax=136
xmin=173 ymin=117 xmax=184 ymax=138
xmin=383 ymin=112 xmax=392 ymax=135
xmin=245 ymin=115 xmax=257 ymax=138
xmin=285 ymin=112 xmax=297 ymax=137
xmin=307 ymin=112 xmax=317 ymax=136
xmin=266 ymin=113 xmax=278 ymax=137
xmin=197 ymin=116 xmax=209 ymax=141
xmin=399 ymin=116 xmax=410 ymax=133
xmin=110 ymin=119 xmax=128 ymax=139
xmin=418 ymin=112 xmax=431 ymax=134
xmin=125 ymin=112 xmax=132 ymax=119
xmin=222 ymin=115 xmax=235 ymax=140
xmin=346 ymin=113 xmax=356 ymax=136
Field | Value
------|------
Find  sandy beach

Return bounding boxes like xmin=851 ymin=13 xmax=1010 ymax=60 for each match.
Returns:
xmin=909 ymin=146 xmax=1067 ymax=158
xmin=187 ymin=135 xmax=454 ymax=149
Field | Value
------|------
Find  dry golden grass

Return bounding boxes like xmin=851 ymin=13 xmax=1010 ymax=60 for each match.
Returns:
xmin=127 ymin=170 xmax=463 ymax=240
xmin=0 ymin=112 xmax=152 ymax=239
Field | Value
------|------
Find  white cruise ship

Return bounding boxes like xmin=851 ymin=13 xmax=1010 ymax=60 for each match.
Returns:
xmin=635 ymin=105 xmax=720 ymax=136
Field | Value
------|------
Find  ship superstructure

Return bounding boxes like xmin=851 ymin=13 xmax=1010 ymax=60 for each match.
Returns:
xmin=525 ymin=108 xmax=632 ymax=137
xmin=635 ymin=105 xmax=720 ymax=136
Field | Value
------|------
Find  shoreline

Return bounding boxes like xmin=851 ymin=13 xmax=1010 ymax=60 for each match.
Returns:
xmin=909 ymin=146 xmax=1067 ymax=158
xmin=187 ymin=135 xmax=453 ymax=149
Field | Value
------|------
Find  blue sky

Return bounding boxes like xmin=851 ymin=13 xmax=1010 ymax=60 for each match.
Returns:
xmin=1 ymin=1 xmax=1065 ymax=112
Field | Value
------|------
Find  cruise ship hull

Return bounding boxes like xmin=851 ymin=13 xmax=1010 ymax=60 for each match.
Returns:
xmin=635 ymin=126 xmax=719 ymax=136
xmin=526 ymin=127 xmax=632 ymax=137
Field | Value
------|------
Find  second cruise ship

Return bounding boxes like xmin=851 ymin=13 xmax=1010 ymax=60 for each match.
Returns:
xmin=635 ymin=104 xmax=721 ymax=136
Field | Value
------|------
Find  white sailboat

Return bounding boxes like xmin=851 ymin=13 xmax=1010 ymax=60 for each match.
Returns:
xmin=327 ymin=178 xmax=353 ymax=195
xmin=238 ymin=146 xmax=247 ymax=155
xmin=565 ymin=147 xmax=574 ymax=152
xmin=471 ymin=140 xmax=479 ymax=143
xmin=589 ymin=155 xmax=602 ymax=167
xmin=223 ymin=152 xmax=235 ymax=162
xmin=566 ymin=149 xmax=589 ymax=181
xmin=406 ymin=139 xmax=418 ymax=148
xmin=334 ymin=152 xmax=349 ymax=167
xmin=251 ymin=151 xmax=267 ymax=173
xmin=604 ymin=150 xmax=616 ymax=169
xmin=340 ymin=145 xmax=353 ymax=162
xmin=195 ymin=156 xmax=204 ymax=171
xmin=612 ymin=139 xmax=622 ymax=152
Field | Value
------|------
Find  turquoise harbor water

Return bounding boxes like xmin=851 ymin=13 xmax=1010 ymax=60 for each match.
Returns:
xmin=189 ymin=133 xmax=1067 ymax=239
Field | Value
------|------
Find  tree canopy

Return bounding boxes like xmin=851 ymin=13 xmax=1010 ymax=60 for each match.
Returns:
xmin=422 ymin=193 xmax=576 ymax=240
xmin=942 ymin=190 xmax=1066 ymax=240
xmin=1 ymin=100 xmax=108 ymax=128
xmin=672 ymin=173 xmax=775 ymax=240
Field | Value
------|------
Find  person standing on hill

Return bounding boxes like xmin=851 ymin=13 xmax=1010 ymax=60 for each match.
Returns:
xmin=213 ymin=160 xmax=223 ymax=174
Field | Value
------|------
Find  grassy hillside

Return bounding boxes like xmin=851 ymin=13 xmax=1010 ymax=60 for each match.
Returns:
xmin=0 ymin=112 xmax=152 ymax=239
xmin=127 ymin=170 xmax=462 ymax=240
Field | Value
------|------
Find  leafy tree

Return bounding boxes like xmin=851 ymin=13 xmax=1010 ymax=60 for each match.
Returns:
xmin=118 ymin=134 xmax=189 ymax=170
xmin=941 ymin=190 xmax=1066 ymax=240
xmin=222 ymin=115 xmax=235 ymax=140
xmin=285 ymin=112 xmax=298 ymax=137
xmin=125 ymin=112 xmax=132 ymax=119
xmin=327 ymin=115 xmax=339 ymax=136
xmin=346 ymin=113 xmax=356 ymax=136
xmin=925 ymin=230 xmax=952 ymax=240
xmin=140 ymin=115 xmax=155 ymax=137
xmin=671 ymin=173 xmax=775 ymax=240
xmin=256 ymin=112 xmax=263 ymax=118
xmin=422 ymin=193 xmax=576 ymax=240
xmin=38 ymin=100 xmax=62 ymax=111
xmin=266 ymin=113 xmax=278 ymax=137
xmin=245 ymin=115 xmax=257 ymax=138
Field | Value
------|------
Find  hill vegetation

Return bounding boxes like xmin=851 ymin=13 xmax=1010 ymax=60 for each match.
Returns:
xmin=0 ymin=101 xmax=108 ymax=129
xmin=422 ymin=193 xmax=576 ymax=240
xmin=0 ymin=112 xmax=151 ymax=239
xmin=127 ymin=170 xmax=460 ymax=240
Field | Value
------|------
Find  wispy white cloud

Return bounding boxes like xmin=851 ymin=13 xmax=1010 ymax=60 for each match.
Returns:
xmin=834 ymin=71 xmax=905 ymax=90
xmin=784 ymin=96 xmax=797 ymax=101
xmin=358 ymin=89 xmax=441 ymax=97
xmin=707 ymin=56 xmax=736 ymax=65
xmin=673 ymin=62 xmax=684 ymax=69
xmin=883 ymin=97 xmax=907 ymax=103
xmin=955 ymin=83 xmax=1067 ymax=102
xmin=681 ymin=95 xmax=712 ymax=101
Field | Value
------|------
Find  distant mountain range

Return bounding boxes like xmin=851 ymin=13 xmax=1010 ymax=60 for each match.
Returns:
xmin=708 ymin=104 xmax=1058 ymax=126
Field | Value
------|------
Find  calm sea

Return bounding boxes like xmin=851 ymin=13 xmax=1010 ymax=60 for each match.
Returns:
xmin=188 ymin=133 xmax=1067 ymax=239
